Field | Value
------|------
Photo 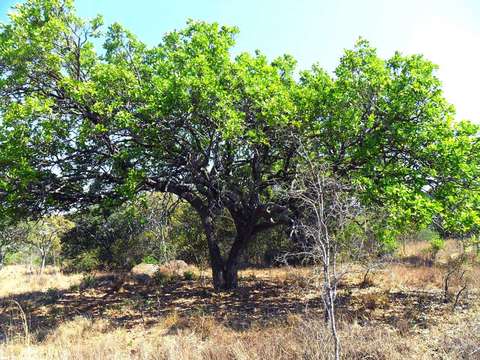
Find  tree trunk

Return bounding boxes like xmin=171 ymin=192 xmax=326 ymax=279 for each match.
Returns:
xmin=202 ymin=214 xmax=227 ymax=291
xmin=224 ymin=258 xmax=239 ymax=289
xmin=40 ymin=253 xmax=46 ymax=274
xmin=222 ymin=230 xmax=249 ymax=290
xmin=209 ymin=260 xmax=239 ymax=291
xmin=208 ymin=248 xmax=241 ymax=291
xmin=202 ymin=214 xmax=252 ymax=291
xmin=201 ymin=208 xmax=258 ymax=291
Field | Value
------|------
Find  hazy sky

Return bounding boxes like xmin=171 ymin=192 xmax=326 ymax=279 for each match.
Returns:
xmin=1 ymin=0 xmax=479 ymax=122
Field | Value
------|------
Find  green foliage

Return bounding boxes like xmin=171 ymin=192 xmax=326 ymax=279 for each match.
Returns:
xmin=417 ymin=228 xmax=441 ymax=243
xmin=23 ymin=215 xmax=74 ymax=270
xmin=142 ymin=255 xmax=159 ymax=265
xmin=63 ymin=249 xmax=101 ymax=273
xmin=42 ymin=288 xmax=61 ymax=305
xmin=299 ymin=39 xmax=480 ymax=246
xmin=69 ymin=284 xmax=80 ymax=292
xmin=0 ymin=219 xmax=27 ymax=266
xmin=429 ymin=237 xmax=445 ymax=260
xmin=183 ymin=270 xmax=197 ymax=281
xmin=80 ymin=273 xmax=98 ymax=290
xmin=3 ymin=251 xmax=24 ymax=265
xmin=61 ymin=193 xmax=205 ymax=271
xmin=0 ymin=0 xmax=478 ymax=287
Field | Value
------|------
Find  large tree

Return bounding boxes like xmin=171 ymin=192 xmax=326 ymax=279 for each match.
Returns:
xmin=0 ymin=0 xmax=299 ymax=289
xmin=0 ymin=0 xmax=478 ymax=289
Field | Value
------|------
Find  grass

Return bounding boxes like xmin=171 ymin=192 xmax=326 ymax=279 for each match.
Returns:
xmin=0 ymin=241 xmax=479 ymax=359
xmin=0 ymin=266 xmax=83 ymax=297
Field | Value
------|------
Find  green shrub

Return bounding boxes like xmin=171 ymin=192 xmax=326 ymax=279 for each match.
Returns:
xmin=141 ymin=255 xmax=159 ymax=265
xmin=418 ymin=228 xmax=440 ymax=243
xmin=80 ymin=273 xmax=98 ymax=290
xmin=63 ymin=249 xmax=101 ymax=273
xmin=429 ymin=236 xmax=445 ymax=260
xmin=69 ymin=284 xmax=80 ymax=292
xmin=42 ymin=288 xmax=61 ymax=304
xmin=3 ymin=251 xmax=26 ymax=265
xmin=183 ymin=270 xmax=197 ymax=281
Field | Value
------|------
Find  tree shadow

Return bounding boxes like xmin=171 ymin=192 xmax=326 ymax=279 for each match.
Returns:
xmin=0 ymin=273 xmax=325 ymax=342
xmin=0 ymin=272 xmax=468 ymax=343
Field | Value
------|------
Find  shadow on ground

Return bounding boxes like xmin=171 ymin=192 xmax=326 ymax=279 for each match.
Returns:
xmin=0 ymin=271 xmax=467 ymax=342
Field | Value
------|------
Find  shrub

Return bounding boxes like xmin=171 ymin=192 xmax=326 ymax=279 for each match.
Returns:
xmin=417 ymin=228 xmax=441 ymax=243
xmin=69 ymin=284 xmax=80 ymax=292
xmin=3 ymin=251 xmax=25 ymax=266
xmin=63 ymin=249 xmax=101 ymax=273
xmin=142 ymin=255 xmax=159 ymax=265
xmin=42 ymin=288 xmax=62 ymax=304
xmin=428 ymin=236 xmax=445 ymax=261
xmin=183 ymin=270 xmax=197 ymax=281
xmin=80 ymin=273 xmax=98 ymax=290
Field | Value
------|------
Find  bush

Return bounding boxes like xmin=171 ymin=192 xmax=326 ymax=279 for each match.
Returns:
xmin=3 ymin=251 xmax=25 ymax=265
xmin=429 ymin=236 xmax=445 ymax=261
xmin=183 ymin=270 xmax=197 ymax=281
xmin=417 ymin=228 xmax=441 ymax=243
xmin=142 ymin=255 xmax=159 ymax=265
xmin=42 ymin=288 xmax=62 ymax=304
xmin=63 ymin=249 xmax=101 ymax=273
xmin=80 ymin=273 xmax=98 ymax=290
xmin=152 ymin=271 xmax=174 ymax=286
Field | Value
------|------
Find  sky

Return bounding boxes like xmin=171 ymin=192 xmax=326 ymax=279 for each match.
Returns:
xmin=1 ymin=0 xmax=479 ymax=123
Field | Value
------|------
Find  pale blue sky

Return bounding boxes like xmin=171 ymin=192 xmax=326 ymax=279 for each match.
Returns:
xmin=1 ymin=0 xmax=479 ymax=122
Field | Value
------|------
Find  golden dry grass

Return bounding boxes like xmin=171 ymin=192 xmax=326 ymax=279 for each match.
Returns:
xmin=0 ymin=314 xmax=428 ymax=360
xmin=0 ymin=240 xmax=479 ymax=359
xmin=1 ymin=308 xmax=478 ymax=360
xmin=0 ymin=266 xmax=82 ymax=297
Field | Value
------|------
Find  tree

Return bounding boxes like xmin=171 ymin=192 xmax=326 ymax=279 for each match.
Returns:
xmin=24 ymin=215 xmax=74 ymax=272
xmin=289 ymin=158 xmax=365 ymax=360
xmin=0 ymin=0 xmax=478 ymax=290
xmin=0 ymin=0 xmax=298 ymax=289
xmin=0 ymin=219 xmax=26 ymax=269
xmin=299 ymin=40 xmax=480 ymax=246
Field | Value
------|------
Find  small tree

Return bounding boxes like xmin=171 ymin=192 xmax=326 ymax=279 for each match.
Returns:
xmin=137 ymin=193 xmax=181 ymax=264
xmin=0 ymin=222 xmax=26 ymax=269
xmin=442 ymin=253 xmax=471 ymax=311
xmin=289 ymin=159 xmax=364 ymax=360
xmin=24 ymin=215 xmax=74 ymax=273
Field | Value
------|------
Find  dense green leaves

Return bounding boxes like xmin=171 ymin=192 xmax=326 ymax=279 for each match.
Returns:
xmin=0 ymin=0 xmax=478 ymax=288
xmin=299 ymin=39 xmax=479 ymax=240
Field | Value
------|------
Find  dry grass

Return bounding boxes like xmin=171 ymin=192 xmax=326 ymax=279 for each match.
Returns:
xmin=376 ymin=264 xmax=444 ymax=289
xmin=0 ymin=314 xmax=429 ymax=360
xmin=0 ymin=241 xmax=479 ymax=359
xmin=0 ymin=266 xmax=82 ymax=297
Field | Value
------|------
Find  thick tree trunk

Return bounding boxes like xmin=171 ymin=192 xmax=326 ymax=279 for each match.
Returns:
xmin=202 ymin=214 xmax=228 ymax=291
xmin=210 ymin=257 xmax=240 ymax=291
xmin=201 ymin=210 xmax=256 ymax=291
xmin=222 ymin=230 xmax=248 ymax=290
xmin=208 ymin=250 xmax=241 ymax=291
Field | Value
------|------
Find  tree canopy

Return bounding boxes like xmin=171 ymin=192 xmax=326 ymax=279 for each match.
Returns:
xmin=0 ymin=0 xmax=478 ymax=289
